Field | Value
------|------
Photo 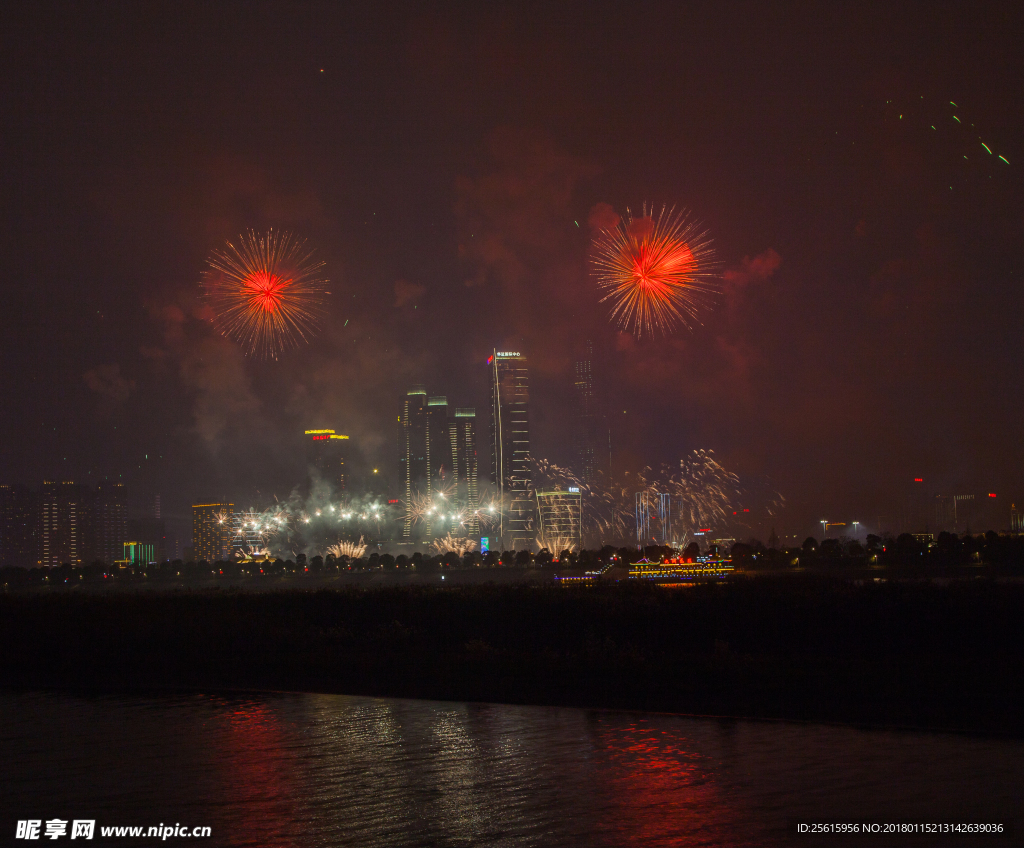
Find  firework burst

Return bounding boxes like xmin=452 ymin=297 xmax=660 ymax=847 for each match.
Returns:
xmin=431 ymin=534 xmax=476 ymax=556
xmin=235 ymin=547 xmax=273 ymax=562
xmin=591 ymin=205 xmax=717 ymax=338
xmin=202 ymin=229 xmax=329 ymax=359
xmin=666 ymin=450 xmax=739 ymax=532
xmin=327 ymin=537 xmax=367 ymax=559
xmin=536 ymin=535 xmax=579 ymax=555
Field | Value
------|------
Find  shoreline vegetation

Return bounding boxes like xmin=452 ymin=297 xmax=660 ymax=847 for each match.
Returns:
xmin=2 ymin=576 xmax=1022 ymax=737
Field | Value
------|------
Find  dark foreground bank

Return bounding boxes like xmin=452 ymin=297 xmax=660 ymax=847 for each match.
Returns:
xmin=2 ymin=577 xmax=1022 ymax=735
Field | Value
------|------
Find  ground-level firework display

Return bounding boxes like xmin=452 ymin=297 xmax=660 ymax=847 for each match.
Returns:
xmin=326 ymin=537 xmax=367 ymax=560
xmin=430 ymin=533 xmax=477 ymax=556
xmin=184 ymin=446 xmax=779 ymax=563
xmin=591 ymin=204 xmax=718 ymax=338
xmin=529 ymin=451 xmax=782 ymax=549
xmin=201 ymin=229 xmax=329 ymax=359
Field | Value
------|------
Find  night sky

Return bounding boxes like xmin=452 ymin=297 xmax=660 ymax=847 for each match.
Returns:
xmin=3 ymin=2 xmax=1023 ymax=541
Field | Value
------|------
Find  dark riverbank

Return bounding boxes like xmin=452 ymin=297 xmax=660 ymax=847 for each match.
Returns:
xmin=3 ymin=577 xmax=1022 ymax=736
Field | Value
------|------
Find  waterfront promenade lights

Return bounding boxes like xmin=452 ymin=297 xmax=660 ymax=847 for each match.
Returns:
xmin=820 ymin=519 xmax=827 ymax=539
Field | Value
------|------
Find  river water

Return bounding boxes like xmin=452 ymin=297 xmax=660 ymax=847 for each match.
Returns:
xmin=1 ymin=691 xmax=1019 ymax=846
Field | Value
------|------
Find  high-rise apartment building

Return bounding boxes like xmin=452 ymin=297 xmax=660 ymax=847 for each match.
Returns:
xmin=571 ymin=339 xmax=611 ymax=483
xmin=39 ymin=482 xmax=89 ymax=566
xmin=400 ymin=388 xmax=481 ymax=542
xmin=304 ymin=429 xmax=349 ymax=492
xmin=4 ymin=481 xmax=129 ymax=566
xmin=449 ymin=409 xmax=479 ymax=538
xmin=92 ymin=481 xmax=128 ymax=564
xmin=572 ymin=339 xmax=599 ymax=483
xmin=426 ymin=396 xmax=450 ymax=485
xmin=230 ymin=511 xmax=266 ymax=557
xmin=536 ymin=487 xmax=582 ymax=553
xmin=0 ymin=484 xmax=37 ymax=567
xmin=489 ymin=349 xmax=532 ymax=550
xmin=400 ymin=388 xmax=428 ymax=540
xmin=191 ymin=503 xmax=234 ymax=563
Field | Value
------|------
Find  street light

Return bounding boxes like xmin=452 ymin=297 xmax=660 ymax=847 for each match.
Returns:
xmin=852 ymin=521 xmax=860 ymax=537
xmin=820 ymin=519 xmax=827 ymax=540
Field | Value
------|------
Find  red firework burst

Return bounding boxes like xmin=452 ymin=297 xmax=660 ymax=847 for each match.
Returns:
xmin=202 ymin=229 xmax=329 ymax=359
xmin=591 ymin=205 xmax=717 ymax=338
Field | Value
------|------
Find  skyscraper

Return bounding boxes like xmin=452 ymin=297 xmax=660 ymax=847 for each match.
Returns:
xmin=400 ymin=387 xmax=428 ymax=540
xmin=489 ymin=349 xmax=532 ymax=550
xmin=426 ymin=396 xmax=451 ymax=488
xmin=230 ymin=511 xmax=265 ymax=558
xmin=572 ymin=339 xmax=607 ymax=483
xmin=535 ymin=487 xmax=582 ymax=553
xmin=191 ymin=503 xmax=234 ymax=563
xmin=401 ymin=389 xmax=480 ymax=543
xmin=449 ymin=409 xmax=479 ymax=538
xmin=39 ymin=481 xmax=89 ymax=566
xmin=0 ymin=484 xmax=37 ymax=567
xmin=304 ymin=429 xmax=349 ymax=492
xmin=92 ymin=481 xmax=127 ymax=564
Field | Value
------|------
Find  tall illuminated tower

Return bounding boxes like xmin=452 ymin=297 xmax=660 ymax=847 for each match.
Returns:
xmin=400 ymin=388 xmax=428 ymax=540
xmin=449 ymin=409 xmax=479 ymax=538
xmin=92 ymin=481 xmax=127 ymax=564
xmin=39 ymin=481 xmax=89 ymax=567
xmin=489 ymin=349 xmax=532 ymax=550
xmin=304 ymin=429 xmax=349 ymax=492
xmin=572 ymin=338 xmax=603 ymax=483
xmin=426 ymin=396 xmax=450 ymax=492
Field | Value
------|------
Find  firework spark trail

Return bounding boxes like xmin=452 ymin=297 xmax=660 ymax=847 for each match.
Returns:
xmin=529 ymin=451 xmax=777 ymax=547
xmin=235 ymin=547 xmax=273 ymax=562
xmin=625 ymin=453 xmax=738 ymax=541
xmin=202 ymin=229 xmax=329 ymax=359
xmin=236 ymin=493 xmax=396 ymax=560
xmin=529 ymin=457 xmax=628 ymax=542
xmin=536 ymin=535 xmax=579 ymax=554
xmin=884 ymin=95 xmax=1011 ymax=166
xmin=403 ymin=476 xmax=458 ymax=523
xmin=223 ymin=509 xmax=269 ymax=557
xmin=664 ymin=450 xmax=739 ymax=533
xmin=431 ymin=534 xmax=476 ymax=556
xmin=472 ymin=489 xmax=504 ymax=528
xmin=403 ymin=477 xmax=499 ymax=536
xmin=591 ymin=205 xmax=718 ymax=338
xmin=327 ymin=537 xmax=367 ymax=559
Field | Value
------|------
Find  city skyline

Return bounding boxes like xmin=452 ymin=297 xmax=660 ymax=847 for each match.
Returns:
xmin=4 ymin=357 xmax=1024 ymax=564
